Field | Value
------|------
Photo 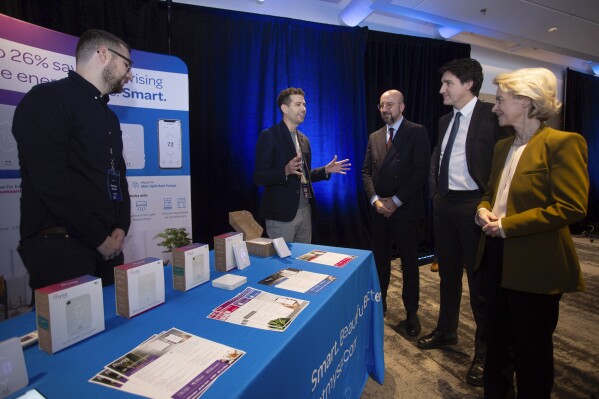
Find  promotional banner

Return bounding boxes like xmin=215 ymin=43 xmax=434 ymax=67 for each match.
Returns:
xmin=0 ymin=14 xmax=191 ymax=312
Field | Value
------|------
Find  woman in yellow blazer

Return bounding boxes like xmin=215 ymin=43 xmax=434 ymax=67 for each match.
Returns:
xmin=474 ymin=68 xmax=588 ymax=399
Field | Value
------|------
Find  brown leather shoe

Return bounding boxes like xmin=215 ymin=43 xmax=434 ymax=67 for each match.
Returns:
xmin=430 ymin=262 xmax=439 ymax=272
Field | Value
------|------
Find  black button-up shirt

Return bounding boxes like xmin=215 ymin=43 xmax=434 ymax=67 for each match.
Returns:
xmin=13 ymin=70 xmax=130 ymax=249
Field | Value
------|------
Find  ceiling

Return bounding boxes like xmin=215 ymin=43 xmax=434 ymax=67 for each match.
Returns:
xmin=174 ymin=0 xmax=599 ymax=74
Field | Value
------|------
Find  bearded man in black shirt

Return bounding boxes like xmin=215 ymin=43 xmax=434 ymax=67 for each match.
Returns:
xmin=13 ymin=29 xmax=133 ymax=289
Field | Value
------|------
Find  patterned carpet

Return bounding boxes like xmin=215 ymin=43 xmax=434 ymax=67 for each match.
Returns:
xmin=361 ymin=236 xmax=599 ymax=399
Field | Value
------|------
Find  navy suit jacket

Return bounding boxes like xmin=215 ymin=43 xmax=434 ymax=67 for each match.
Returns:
xmin=254 ymin=121 xmax=328 ymax=222
xmin=433 ymin=100 xmax=509 ymax=193
xmin=362 ymin=118 xmax=430 ymax=220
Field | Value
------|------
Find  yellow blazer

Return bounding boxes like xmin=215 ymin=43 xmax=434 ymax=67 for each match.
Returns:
xmin=475 ymin=126 xmax=589 ymax=294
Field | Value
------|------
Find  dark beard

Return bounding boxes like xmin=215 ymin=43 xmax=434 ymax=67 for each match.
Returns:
xmin=102 ymin=62 xmax=126 ymax=94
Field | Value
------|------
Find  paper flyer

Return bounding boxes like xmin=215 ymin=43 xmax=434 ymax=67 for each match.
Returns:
xmin=207 ymin=287 xmax=308 ymax=332
xmin=258 ymin=268 xmax=336 ymax=294
xmin=296 ymin=250 xmax=357 ymax=267
xmin=89 ymin=328 xmax=244 ymax=399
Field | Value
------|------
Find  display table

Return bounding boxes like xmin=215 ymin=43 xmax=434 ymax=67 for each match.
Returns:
xmin=0 ymin=243 xmax=384 ymax=399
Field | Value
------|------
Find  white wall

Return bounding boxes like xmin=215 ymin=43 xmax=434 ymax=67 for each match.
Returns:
xmin=471 ymin=44 xmax=567 ymax=128
xmin=471 ymin=45 xmax=566 ymax=100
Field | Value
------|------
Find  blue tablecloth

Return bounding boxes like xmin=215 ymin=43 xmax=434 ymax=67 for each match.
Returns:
xmin=1 ymin=243 xmax=384 ymax=399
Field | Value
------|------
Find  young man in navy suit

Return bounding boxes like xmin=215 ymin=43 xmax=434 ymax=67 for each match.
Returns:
xmin=417 ymin=58 xmax=510 ymax=387
xmin=362 ymin=89 xmax=430 ymax=336
xmin=254 ymin=87 xmax=350 ymax=243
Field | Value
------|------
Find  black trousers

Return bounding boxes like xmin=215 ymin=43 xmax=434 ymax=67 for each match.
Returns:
xmin=371 ymin=214 xmax=419 ymax=314
xmin=18 ymin=233 xmax=123 ymax=290
xmin=433 ymin=190 xmax=486 ymax=354
xmin=481 ymin=237 xmax=561 ymax=399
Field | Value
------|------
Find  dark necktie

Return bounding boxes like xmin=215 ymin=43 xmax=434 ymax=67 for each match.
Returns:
xmin=387 ymin=127 xmax=394 ymax=150
xmin=438 ymin=112 xmax=462 ymax=196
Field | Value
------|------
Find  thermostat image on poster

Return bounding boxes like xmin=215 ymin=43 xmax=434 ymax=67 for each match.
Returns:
xmin=121 ymin=123 xmax=146 ymax=169
xmin=158 ymin=119 xmax=182 ymax=169
xmin=0 ymin=104 xmax=19 ymax=171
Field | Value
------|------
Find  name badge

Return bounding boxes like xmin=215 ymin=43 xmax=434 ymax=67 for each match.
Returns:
xmin=107 ymin=169 xmax=123 ymax=201
xmin=301 ymin=182 xmax=312 ymax=199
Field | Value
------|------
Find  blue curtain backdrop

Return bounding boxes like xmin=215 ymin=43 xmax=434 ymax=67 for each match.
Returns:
xmin=565 ymin=68 xmax=599 ymax=230
xmin=163 ymin=5 xmax=371 ymax=248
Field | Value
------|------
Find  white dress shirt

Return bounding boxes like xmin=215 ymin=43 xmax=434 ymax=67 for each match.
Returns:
xmin=439 ymin=96 xmax=478 ymax=191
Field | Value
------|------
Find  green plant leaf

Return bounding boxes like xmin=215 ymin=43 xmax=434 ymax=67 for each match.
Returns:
xmin=154 ymin=227 xmax=191 ymax=252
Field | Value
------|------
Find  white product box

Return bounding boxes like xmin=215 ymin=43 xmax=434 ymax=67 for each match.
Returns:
xmin=0 ymin=337 xmax=28 ymax=396
xmin=115 ymin=257 xmax=165 ymax=318
xmin=35 ymin=275 xmax=105 ymax=354
xmin=272 ymin=237 xmax=291 ymax=258
xmin=214 ymin=232 xmax=243 ymax=272
xmin=172 ymin=243 xmax=210 ymax=291
xmin=212 ymin=274 xmax=247 ymax=290
xmin=232 ymin=241 xmax=251 ymax=270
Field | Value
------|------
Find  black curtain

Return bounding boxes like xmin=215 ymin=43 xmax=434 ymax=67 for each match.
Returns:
xmin=0 ymin=0 xmax=160 ymax=52
xmin=564 ymin=68 xmax=599 ymax=230
xmin=363 ymin=31 xmax=470 ymax=257
xmin=364 ymin=31 xmax=470 ymax=143
xmin=1 ymin=1 xmax=473 ymax=253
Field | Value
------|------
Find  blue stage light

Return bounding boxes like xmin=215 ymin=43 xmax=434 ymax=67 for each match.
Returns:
xmin=438 ymin=26 xmax=462 ymax=39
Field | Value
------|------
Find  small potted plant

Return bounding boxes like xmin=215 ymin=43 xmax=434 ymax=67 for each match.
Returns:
xmin=154 ymin=227 xmax=192 ymax=265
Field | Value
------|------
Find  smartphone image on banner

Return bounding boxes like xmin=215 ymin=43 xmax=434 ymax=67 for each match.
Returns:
xmin=157 ymin=119 xmax=182 ymax=169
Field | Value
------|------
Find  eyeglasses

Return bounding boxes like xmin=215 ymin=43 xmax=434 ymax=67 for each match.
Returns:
xmin=377 ymin=102 xmax=396 ymax=110
xmin=107 ymin=48 xmax=133 ymax=72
